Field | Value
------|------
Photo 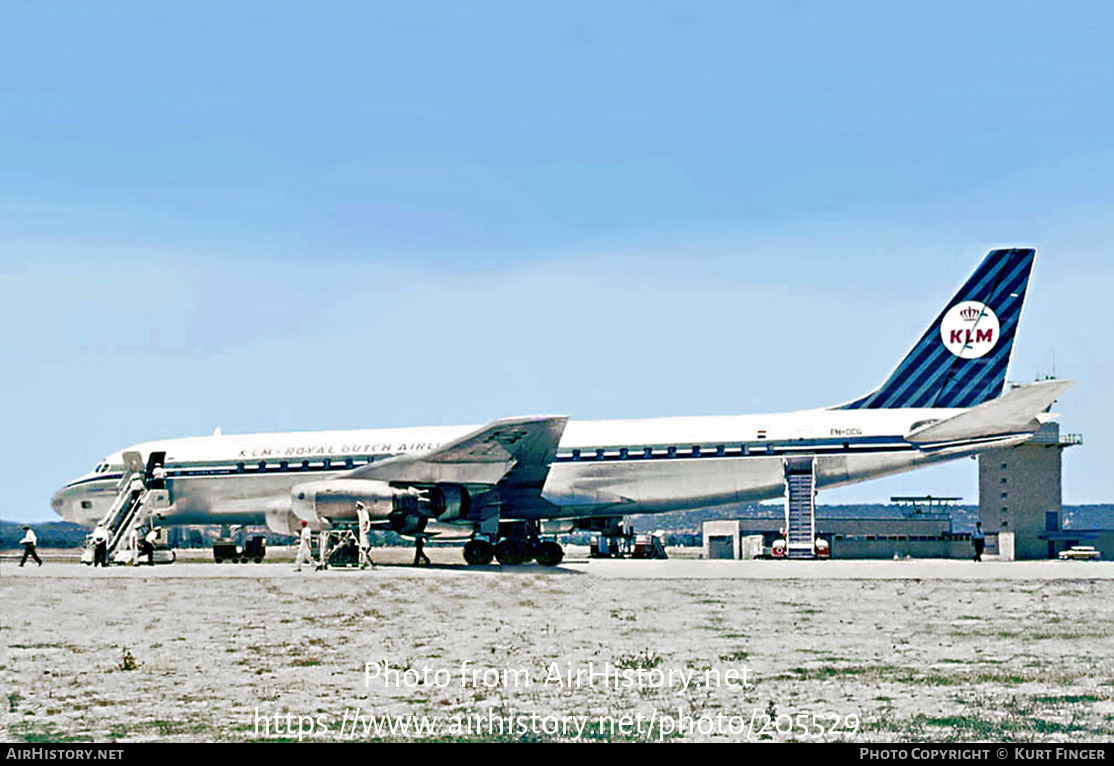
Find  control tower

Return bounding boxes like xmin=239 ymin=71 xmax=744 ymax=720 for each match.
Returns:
xmin=978 ymin=420 xmax=1082 ymax=559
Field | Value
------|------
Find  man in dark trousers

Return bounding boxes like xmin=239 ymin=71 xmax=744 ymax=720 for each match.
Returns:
xmin=20 ymin=526 xmax=42 ymax=567
xmin=92 ymin=523 xmax=110 ymax=567
xmin=972 ymin=522 xmax=985 ymax=562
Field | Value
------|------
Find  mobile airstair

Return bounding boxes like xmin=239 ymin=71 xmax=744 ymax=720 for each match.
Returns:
xmin=784 ymin=456 xmax=817 ymax=559
xmin=87 ymin=451 xmax=170 ymax=564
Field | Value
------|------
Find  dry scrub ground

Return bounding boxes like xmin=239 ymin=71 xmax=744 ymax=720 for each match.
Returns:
xmin=3 ymin=557 xmax=1114 ymax=742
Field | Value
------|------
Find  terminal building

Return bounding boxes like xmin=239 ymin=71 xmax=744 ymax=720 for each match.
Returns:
xmin=702 ymin=497 xmax=974 ymax=560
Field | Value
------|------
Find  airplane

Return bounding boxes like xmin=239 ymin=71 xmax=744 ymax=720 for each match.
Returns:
xmin=51 ymin=247 xmax=1073 ymax=565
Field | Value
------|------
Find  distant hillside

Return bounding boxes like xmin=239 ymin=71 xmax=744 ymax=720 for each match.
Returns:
xmin=1 ymin=520 xmax=89 ymax=549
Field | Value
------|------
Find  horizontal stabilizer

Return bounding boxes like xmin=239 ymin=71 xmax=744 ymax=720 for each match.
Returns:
xmin=905 ymin=379 xmax=1074 ymax=445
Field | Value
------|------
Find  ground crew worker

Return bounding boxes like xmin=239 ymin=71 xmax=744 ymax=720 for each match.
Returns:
xmin=19 ymin=526 xmax=42 ymax=567
xmin=92 ymin=523 xmax=110 ymax=567
xmin=972 ymin=521 xmax=985 ymax=562
xmin=356 ymin=502 xmax=375 ymax=569
xmin=127 ymin=526 xmax=139 ymax=566
xmin=140 ymin=527 xmax=157 ymax=566
xmin=295 ymin=520 xmax=314 ymax=572
xmin=414 ymin=536 xmax=431 ymax=567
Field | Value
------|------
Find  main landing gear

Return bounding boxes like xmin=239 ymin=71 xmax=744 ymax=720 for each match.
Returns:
xmin=463 ymin=522 xmax=564 ymax=567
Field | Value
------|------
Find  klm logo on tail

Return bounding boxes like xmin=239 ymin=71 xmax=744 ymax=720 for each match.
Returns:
xmin=841 ymin=248 xmax=1035 ymax=410
xmin=940 ymin=301 xmax=999 ymax=359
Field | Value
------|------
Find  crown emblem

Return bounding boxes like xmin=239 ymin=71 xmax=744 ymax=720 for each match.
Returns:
xmin=959 ymin=305 xmax=982 ymax=321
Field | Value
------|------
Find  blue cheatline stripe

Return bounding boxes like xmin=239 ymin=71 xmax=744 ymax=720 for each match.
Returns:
xmin=841 ymin=248 xmax=1033 ymax=410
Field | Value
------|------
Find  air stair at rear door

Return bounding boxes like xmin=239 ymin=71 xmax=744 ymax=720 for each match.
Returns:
xmin=92 ymin=451 xmax=170 ymax=564
xmin=784 ymin=456 xmax=817 ymax=560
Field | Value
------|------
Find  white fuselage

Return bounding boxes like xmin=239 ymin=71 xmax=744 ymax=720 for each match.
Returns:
xmin=51 ymin=405 xmax=1030 ymax=529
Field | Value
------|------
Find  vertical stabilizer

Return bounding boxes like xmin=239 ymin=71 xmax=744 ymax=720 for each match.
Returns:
xmin=840 ymin=248 xmax=1035 ymax=410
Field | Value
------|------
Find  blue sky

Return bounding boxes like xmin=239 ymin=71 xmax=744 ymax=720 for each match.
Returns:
xmin=2 ymin=2 xmax=1112 ymax=522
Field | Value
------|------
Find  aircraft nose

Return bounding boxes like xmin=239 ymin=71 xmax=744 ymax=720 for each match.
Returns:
xmin=51 ymin=488 xmax=66 ymax=517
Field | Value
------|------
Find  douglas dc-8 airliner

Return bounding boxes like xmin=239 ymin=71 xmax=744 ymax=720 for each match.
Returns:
xmin=52 ymin=248 xmax=1072 ymax=565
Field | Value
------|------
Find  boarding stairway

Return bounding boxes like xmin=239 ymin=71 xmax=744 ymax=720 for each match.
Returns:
xmin=95 ymin=451 xmax=170 ymax=563
xmin=784 ymin=456 xmax=817 ymax=559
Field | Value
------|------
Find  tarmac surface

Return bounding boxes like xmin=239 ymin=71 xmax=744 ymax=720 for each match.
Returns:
xmin=4 ymin=552 xmax=1113 ymax=580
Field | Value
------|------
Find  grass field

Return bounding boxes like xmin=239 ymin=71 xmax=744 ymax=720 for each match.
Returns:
xmin=3 ymin=558 xmax=1114 ymax=742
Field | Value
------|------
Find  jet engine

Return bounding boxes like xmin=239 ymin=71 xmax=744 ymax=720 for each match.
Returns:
xmin=289 ymin=479 xmax=469 ymax=527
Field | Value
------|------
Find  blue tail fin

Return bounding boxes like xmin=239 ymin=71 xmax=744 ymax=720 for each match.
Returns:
xmin=840 ymin=248 xmax=1035 ymax=410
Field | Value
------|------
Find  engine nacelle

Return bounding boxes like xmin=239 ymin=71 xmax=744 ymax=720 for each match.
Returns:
xmin=432 ymin=484 xmax=470 ymax=522
xmin=289 ymin=480 xmax=470 ymax=526
xmin=290 ymin=479 xmax=395 ymax=524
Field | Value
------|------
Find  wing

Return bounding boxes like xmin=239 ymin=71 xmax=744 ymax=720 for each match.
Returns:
xmin=345 ymin=415 xmax=568 ymax=487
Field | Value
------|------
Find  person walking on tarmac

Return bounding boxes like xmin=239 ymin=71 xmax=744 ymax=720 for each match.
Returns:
xmin=972 ymin=521 xmax=986 ymax=562
xmin=355 ymin=502 xmax=375 ymax=569
xmin=295 ymin=520 xmax=314 ymax=572
xmin=19 ymin=526 xmax=42 ymax=567
xmin=413 ymin=536 xmax=431 ymax=567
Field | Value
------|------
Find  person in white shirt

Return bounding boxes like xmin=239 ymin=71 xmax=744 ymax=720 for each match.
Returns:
xmin=295 ymin=521 xmax=314 ymax=572
xmin=127 ymin=527 xmax=139 ymax=566
xmin=140 ymin=527 xmax=158 ymax=566
xmin=19 ymin=526 xmax=42 ymax=567
xmin=92 ymin=523 xmax=110 ymax=567
xmin=356 ymin=502 xmax=375 ymax=569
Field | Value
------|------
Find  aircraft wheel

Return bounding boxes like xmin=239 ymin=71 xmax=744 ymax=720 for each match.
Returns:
xmin=463 ymin=539 xmax=495 ymax=565
xmin=495 ymin=539 xmax=529 ymax=566
xmin=535 ymin=541 xmax=564 ymax=567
